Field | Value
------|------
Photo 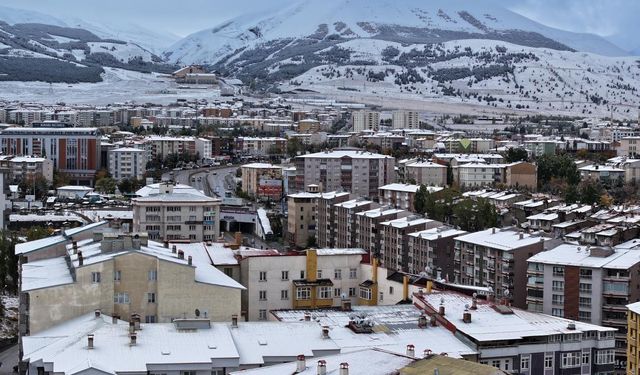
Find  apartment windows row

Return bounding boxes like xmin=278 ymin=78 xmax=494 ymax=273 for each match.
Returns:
xmin=258 ymin=268 xmax=358 ymax=282
xmin=295 ymin=287 xmax=357 ymax=300
xmin=93 ymin=270 xmax=156 ymax=283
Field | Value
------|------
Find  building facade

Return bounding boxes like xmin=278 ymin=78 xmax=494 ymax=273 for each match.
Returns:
xmin=108 ymin=147 xmax=147 ymax=181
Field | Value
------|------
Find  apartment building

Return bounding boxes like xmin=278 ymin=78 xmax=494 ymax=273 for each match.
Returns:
xmin=378 ymin=183 xmax=424 ymax=211
xmin=19 ymin=232 xmax=243 ymax=334
xmin=405 ymin=160 xmax=447 ymax=186
xmin=0 ymin=155 xmax=54 ymax=183
xmin=334 ymin=199 xmax=375 ymax=248
xmin=504 ymin=162 xmax=537 ymax=191
xmin=237 ymin=248 xmax=365 ymax=320
xmin=406 ymin=227 xmax=467 ymax=277
xmin=617 ymin=137 xmax=640 ymax=157
xmin=132 ymin=184 xmax=221 ymax=242
xmin=454 ymin=228 xmax=546 ymax=308
xmin=627 ymin=302 xmax=640 ymax=375
xmin=579 ymin=165 xmax=626 ymax=185
xmin=195 ymin=137 xmax=212 ymax=159
xmin=392 ymin=110 xmax=420 ymax=129
xmin=294 ymin=150 xmax=395 ymax=199
xmin=379 ymin=216 xmax=440 ymax=271
xmin=235 ymin=137 xmax=286 ymax=156
xmin=298 ymin=119 xmax=321 ymax=133
xmin=527 ymin=242 xmax=640 ymax=368
xmin=413 ymin=291 xmax=617 ymax=375
xmin=241 ymin=163 xmax=283 ymax=201
xmin=352 ymin=110 xmax=380 ymax=132
xmin=287 ymin=192 xmax=320 ymax=249
xmin=355 ymin=207 xmax=407 ymax=256
xmin=0 ymin=127 xmax=101 ymax=185
xmin=316 ymin=192 xmax=350 ymax=248
xmin=455 ymin=163 xmax=504 ymax=188
xmin=108 ymin=147 xmax=147 ymax=181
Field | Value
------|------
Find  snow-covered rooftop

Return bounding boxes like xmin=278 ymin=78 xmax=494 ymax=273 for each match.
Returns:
xmin=454 ymin=228 xmax=544 ymax=251
xmin=298 ymin=150 xmax=393 ymax=160
xmin=528 ymin=243 xmax=640 ymax=269
xmin=135 ymin=183 xmax=206 ymax=197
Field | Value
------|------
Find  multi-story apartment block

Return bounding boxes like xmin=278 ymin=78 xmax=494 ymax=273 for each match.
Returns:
xmin=241 ymin=163 xmax=283 ymax=201
xmin=392 ymin=110 xmax=420 ymax=129
xmin=504 ymin=162 xmax=537 ymax=191
xmin=352 ymin=110 xmax=380 ymax=132
xmin=379 ymin=183 xmax=424 ymax=211
xmin=355 ymin=207 xmax=407 ymax=256
xmin=528 ymin=242 xmax=640 ymax=369
xmin=19 ymin=231 xmax=243 ymax=334
xmin=406 ymin=227 xmax=467 ymax=277
xmin=316 ymin=192 xmax=350 ymax=248
xmin=456 ymin=163 xmax=504 ymax=188
xmin=235 ymin=137 xmax=286 ymax=156
xmin=579 ymin=165 xmax=626 ymax=185
xmin=0 ymin=127 xmax=101 ymax=185
xmin=143 ymin=136 xmax=200 ymax=160
xmin=287 ymin=192 xmax=320 ymax=249
xmin=132 ymin=184 xmax=221 ymax=242
xmin=617 ymin=137 xmax=640 ymax=157
xmin=334 ymin=199 xmax=375 ymax=248
xmin=454 ymin=228 xmax=546 ymax=308
xmin=237 ymin=248 xmax=365 ymax=320
xmin=0 ymin=155 xmax=54 ymax=183
xmin=413 ymin=291 xmax=617 ymax=375
xmin=195 ymin=137 xmax=212 ymax=159
xmin=627 ymin=302 xmax=640 ymax=374
xmin=108 ymin=147 xmax=147 ymax=181
xmin=379 ymin=216 xmax=440 ymax=271
xmin=405 ymin=160 xmax=447 ymax=186
xmin=294 ymin=150 xmax=395 ymax=199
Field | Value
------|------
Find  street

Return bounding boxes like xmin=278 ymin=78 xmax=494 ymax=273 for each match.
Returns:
xmin=162 ymin=166 xmax=238 ymax=198
xmin=0 ymin=344 xmax=17 ymax=374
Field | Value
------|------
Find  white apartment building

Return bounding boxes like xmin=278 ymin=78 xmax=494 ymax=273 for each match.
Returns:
xmin=455 ymin=163 xmax=504 ymax=187
xmin=108 ymin=147 xmax=147 ymax=181
xmin=196 ymin=137 xmax=212 ymax=160
xmin=0 ymin=155 xmax=54 ymax=183
xmin=405 ymin=161 xmax=447 ymax=186
xmin=392 ymin=111 xmax=420 ymax=129
xmin=352 ymin=111 xmax=380 ymax=132
xmin=132 ymin=184 xmax=221 ymax=242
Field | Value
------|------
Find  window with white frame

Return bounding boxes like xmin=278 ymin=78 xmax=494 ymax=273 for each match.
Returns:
xmin=317 ymin=287 xmax=331 ymax=299
xmin=91 ymin=272 xmax=101 ymax=283
xmin=561 ymin=352 xmax=581 ymax=368
xmin=582 ymin=352 xmax=590 ymax=365
xmin=296 ymin=287 xmax=311 ymax=300
xmin=147 ymin=292 xmax=156 ymax=303
xmin=520 ymin=356 xmax=530 ymax=370
xmin=359 ymin=287 xmax=372 ymax=300
xmin=148 ymin=270 xmax=157 ymax=281
xmin=334 ymin=269 xmax=342 ymax=279
xmin=596 ymin=349 xmax=615 ymax=364
xmin=348 ymin=287 xmax=356 ymax=297
xmin=334 ymin=288 xmax=342 ymax=298
xmin=281 ymin=270 xmax=289 ymax=280
xmin=349 ymin=268 xmax=357 ymax=279
xmin=258 ymin=309 xmax=267 ymax=320
xmin=113 ymin=270 xmax=121 ymax=281
xmin=114 ymin=292 xmax=130 ymax=304
xmin=281 ymin=290 xmax=289 ymax=300
xmin=259 ymin=271 xmax=267 ymax=281
xmin=544 ymin=354 xmax=553 ymax=369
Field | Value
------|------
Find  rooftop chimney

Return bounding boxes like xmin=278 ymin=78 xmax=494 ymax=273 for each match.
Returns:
xmin=112 ymin=316 xmax=118 ymax=324
xmin=129 ymin=320 xmax=135 ymax=333
xmin=317 ymin=360 xmax=327 ymax=375
xmin=296 ymin=355 xmax=306 ymax=373
xmin=567 ymin=322 xmax=576 ymax=330
xmin=129 ymin=332 xmax=137 ymax=346
xmin=438 ymin=305 xmax=445 ymax=316
xmin=164 ymin=240 xmax=169 ymax=248
xmin=87 ymin=334 xmax=94 ymax=349
xmin=72 ymin=240 xmax=78 ymax=253
xmin=463 ymin=308 xmax=472 ymax=324
xmin=406 ymin=344 xmax=415 ymax=357
xmin=471 ymin=294 xmax=478 ymax=310
xmin=423 ymin=349 xmax=433 ymax=358
xmin=178 ymin=250 xmax=184 ymax=260
xmin=304 ymin=313 xmax=311 ymax=322
xmin=231 ymin=314 xmax=238 ymax=328
xmin=418 ymin=314 xmax=427 ymax=328
xmin=77 ymin=251 xmax=83 ymax=266
xmin=492 ymin=227 xmax=496 ymax=234
xmin=94 ymin=309 xmax=101 ymax=318
xmin=321 ymin=326 xmax=330 ymax=339
xmin=339 ymin=362 xmax=349 ymax=375
xmin=430 ymin=315 xmax=437 ymax=327
xmin=188 ymin=256 xmax=193 ymax=266
xmin=519 ymin=232 xmax=524 ymax=239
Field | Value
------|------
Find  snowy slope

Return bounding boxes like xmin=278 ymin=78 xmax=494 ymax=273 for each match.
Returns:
xmin=0 ymin=5 xmax=66 ymax=27
xmin=165 ymin=0 xmax=626 ymax=64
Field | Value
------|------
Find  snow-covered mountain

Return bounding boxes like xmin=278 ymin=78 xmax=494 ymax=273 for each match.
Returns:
xmin=165 ymin=0 xmax=626 ymax=65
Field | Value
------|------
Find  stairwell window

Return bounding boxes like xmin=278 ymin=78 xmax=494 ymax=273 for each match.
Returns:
xmin=91 ymin=272 xmax=101 ymax=283
xmin=259 ymin=271 xmax=267 ymax=282
xmin=148 ymin=270 xmax=157 ymax=281
xmin=113 ymin=270 xmax=121 ymax=281
xmin=147 ymin=293 xmax=156 ymax=303
xmin=114 ymin=292 xmax=129 ymax=304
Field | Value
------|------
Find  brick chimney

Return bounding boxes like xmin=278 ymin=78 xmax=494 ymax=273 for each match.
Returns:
xmin=188 ymin=256 xmax=193 ymax=266
xmin=463 ymin=308 xmax=472 ymax=324
xmin=77 ymin=251 xmax=83 ymax=266
xmin=339 ymin=363 xmax=349 ymax=375
xmin=231 ymin=314 xmax=238 ymax=328
xmin=178 ymin=250 xmax=184 ymax=260
xmin=129 ymin=332 xmax=137 ymax=346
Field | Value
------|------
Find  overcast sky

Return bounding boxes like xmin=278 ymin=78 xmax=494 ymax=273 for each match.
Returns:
xmin=5 ymin=0 xmax=639 ymax=49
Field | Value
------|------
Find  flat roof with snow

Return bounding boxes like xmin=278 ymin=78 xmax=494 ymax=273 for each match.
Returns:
xmin=454 ymin=228 xmax=544 ymax=251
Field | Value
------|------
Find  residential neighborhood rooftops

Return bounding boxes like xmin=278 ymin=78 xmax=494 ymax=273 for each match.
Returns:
xmin=454 ymin=228 xmax=544 ymax=251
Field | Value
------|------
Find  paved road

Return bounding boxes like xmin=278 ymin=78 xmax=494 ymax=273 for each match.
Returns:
xmin=162 ymin=166 xmax=238 ymax=198
xmin=0 ymin=344 xmax=18 ymax=374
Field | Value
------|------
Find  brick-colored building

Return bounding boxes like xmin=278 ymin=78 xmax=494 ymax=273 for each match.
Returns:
xmin=241 ymin=163 xmax=283 ymax=201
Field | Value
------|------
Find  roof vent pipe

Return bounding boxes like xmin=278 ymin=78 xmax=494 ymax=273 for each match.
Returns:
xmin=129 ymin=332 xmax=137 ymax=346
xmin=231 ymin=314 xmax=238 ymax=328
xmin=296 ymin=355 xmax=306 ymax=373
xmin=406 ymin=344 xmax=415 ymax=357
xmin=339 ymin=363 xmax=349 ymax=375
xmin=77 ymin=251 xmax=83 ymax=266
xmin=317 ymin=360 xmax=327 ymax=375
xmin=87 ymin=334 xmax=94 ymax=349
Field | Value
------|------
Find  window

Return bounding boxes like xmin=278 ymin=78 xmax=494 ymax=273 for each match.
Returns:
xmin=553 ymin=266 xmax=564 ymax=277
xmin=300 ymin=270 xmax=305 ymax=279
xmin=491 ymin=360 xmax=500 ymax=368
xmin=552 ymin=280 xmax=564 ymax=291
xmin=258 ymin=309 xmax=267 ymax=320
xmin=259 ymin=271 xmax=267 ymax=282
xmin=349 ymin=268 xmax=357 ymax=279
xmin=582 ymin=352 xmax=590 ymax=365
xmin=188 ymin=225 xmax=196 ymax=231
xmin=148 ymin=270 xmax=157 ymax=281
xmin=281 ymin=271 xmax=289 ymax=280
xmin=189 ymin=206 xmax=197 ymax=212
xmin=147 ymin=292 xmax=156 ymax=303
xmin=297 ymin=287 xmax=311 ymax=300
xmin=259 ymin=290 xmax=267 ymax=301
xmin=579 ymin=311 xmax=591 ymax=321
xmin=561 ymin=352 xmax=581 ymax=368
xmin=389 ymin=286 xmax=394 ymax=294
xmin=281 ymin=290 xmax=289 ymax=300
xmin=182 ymin=371 xmax=196 ymax=375
xmin=552 ymin=294 xmax=564 ymax=305
xmin=579 ymin=283 xmax=592 ymax=293
xmin=520 ymin=356 xmax=530 ymax=370
xmin=317 ymin=270 xmax=323 ymax=279
xmin=544 ymin=355 xmax=553 ymax=369
xmin=91 ymin=272 xmax=101 ymax=283
xmin=580 ymin=268 xmax=592 ymax=279
xmin=318 ymin=287 xmax=331 ymax=299
xmin=145 ymin=315 xmax=156 ymax=323
xmin=334 ymin=288 xmax=342 ymax=298
xmin=348 ymin=287 xmax=356 ymax=297
xmin=579 ymin=297 xmax=591 ymax=308
xmin=114 ymin=270 xmax=121 ymax=281
xmin=334 ymin=269 xmax=342 ymax=280
xmin=379 ymin=291 xmax=384 ymax=302
xmin=359 ymin=287 xmax=372 ymax=300
xmin=503 ymin=359 xmax=511 ymax=371
xmin=552 ymin=308 xmax=564 ymax=317
xmin=596 ymin=349 xmax=615 ymax=364
xmin=211 ymin=370 xmax=223 ymax=375
xmin=114 ymin=292 xmax=130 ymax=304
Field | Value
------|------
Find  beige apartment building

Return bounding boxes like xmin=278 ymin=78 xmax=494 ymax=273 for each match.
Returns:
xmin=20 ymin=232 xmax=243 ymax=334
xmin=404 ymin=160 xmax=447 ymax=186
xmin=132 ymin=184 xmax=221 ymax=242
xmin=108 ymin=147 xmax=147 ymax=181
xmin=504 ymin=162 xmax=537 ymax=191
xmin=392 ymin=110 xmax=420 ymax=129
xmin=316 ymin=191 xmax=351 ymax=248
xmin=241 ymin=163 xmax=283 ymax=201
xmin=352 ymin=110 xmax=380 ymax=132
xmin=334 ymin=199 xmax=375 ymax=248
xmin=294 ymin=150 xmax=395 ymax=199
xmin=0 ymin=155 xmax=54 ymax=184
xmin=286 ymin=192 xmax=320 ymax=248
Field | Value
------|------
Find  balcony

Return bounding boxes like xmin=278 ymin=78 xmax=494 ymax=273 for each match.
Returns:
xmin=602 ymin=303 xmax=627 ymax=312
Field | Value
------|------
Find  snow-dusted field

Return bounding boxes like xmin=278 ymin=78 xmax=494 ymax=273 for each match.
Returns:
xmin=0 ymin=68 xmax=221 ymax=105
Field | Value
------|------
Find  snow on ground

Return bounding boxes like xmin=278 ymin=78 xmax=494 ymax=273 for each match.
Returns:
xmin=45 ymin=34 xmax=80 ymax=44
xmin=0 ymin=68 xmax=221 ymax=105
xmin=87 ymin=42 xmax=154 ymax=62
